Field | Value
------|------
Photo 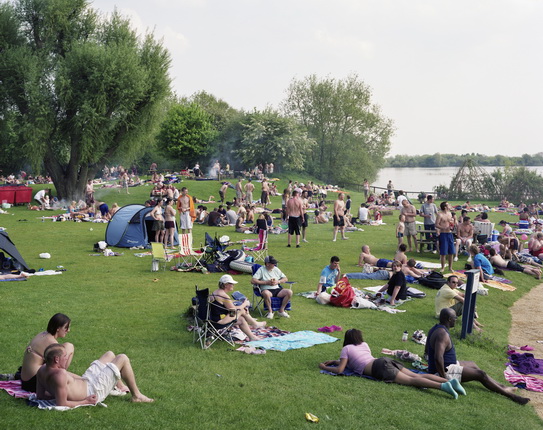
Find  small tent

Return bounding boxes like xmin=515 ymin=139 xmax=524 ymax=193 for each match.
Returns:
xmin=0 ymin=230 xmax=30 ymax=271
xmin=105 ymin=204 xmax=179 ymax=248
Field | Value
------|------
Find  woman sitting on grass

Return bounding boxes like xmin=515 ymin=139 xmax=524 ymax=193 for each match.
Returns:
xmin=210 ymin=275 xmax=266 ymax=342
xmin=19 ymin=313 xmax=74 ymax=392
xmin=319 ymin=329 xmax=465 ymax=399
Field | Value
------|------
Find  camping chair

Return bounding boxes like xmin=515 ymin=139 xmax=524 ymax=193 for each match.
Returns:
xmin=473 ymin=221 xmax=495 ymax=244
xmin=192 ymin=286 xmax=238 ymax=349
xmin=178 ymin=233 xmax=204 ymax=269
xmin=151 ymin=242 xmax=169 ymax=271
xmin=203 ymin=232 xmax=230 ymax=264
xmin=250 ymin=263 xmax=293 ymax=317
xmin=246 ymin=229 xmax=268 ymax=262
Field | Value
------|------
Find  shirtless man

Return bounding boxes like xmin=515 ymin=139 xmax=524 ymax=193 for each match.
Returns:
xmin=37 ymin=344 xmax=153 ymax=406
xmin=219 ymin=182 xmax=228 ymax=203
xmin=286 ymin=190 xmax=303 ymax=248
xmin=488 ymin=248 xmax=541 ymax=279
xmin=402 ymin=259 xmax=427 ymax=279
xmin=163 ymin=199 xmax=176 ymax=247
xmin=455 ymin=217 xmax=474 ymax=262
xmin=235 ymin=178 xmax=244 ymax=205
xmin=261 ymin=179 xmax=270 ymax=208
xmin=177 ymin=187 xmax=192 ymax=234
xmin=436 ymin=201 xmax=455 ymax=272
xmin=400 ymin=200 xmax=418 ymax=252
xmin=244 ymin=179 xmax=255 ymax=204
xmin=357 ymin=245 xmax=393 ymax=269
xmin=333 ymin=193 xmax=348 ymax=242
xmin=301 ymin=190 xmax=309 ymax=243
xmin=394 ymin=244 xmax=408 ymax=265
xmin=150 ymin=200 xmax=165 ymax=243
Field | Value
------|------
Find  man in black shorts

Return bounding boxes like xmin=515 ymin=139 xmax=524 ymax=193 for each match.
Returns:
xmin=286 ymin=190 xmax=303 ymax=248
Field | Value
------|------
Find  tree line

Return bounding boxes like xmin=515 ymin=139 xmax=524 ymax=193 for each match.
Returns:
xmin=386 ymin=153 xmax=543 ymax=168
xmin=0 ymin=0 xmax=394 ymax=200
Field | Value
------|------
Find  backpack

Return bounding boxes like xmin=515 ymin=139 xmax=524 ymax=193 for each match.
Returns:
xmin=418 ymin=271 xmax=447 ymax=289
xmin=330 ymin=276 xmax=355 ymax=307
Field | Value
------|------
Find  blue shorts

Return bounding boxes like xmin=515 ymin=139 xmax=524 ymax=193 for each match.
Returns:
xmin=439 ymin=232 xmax=455 ymax=255
xmin=376 ymin=259 xmax=392 ymax=268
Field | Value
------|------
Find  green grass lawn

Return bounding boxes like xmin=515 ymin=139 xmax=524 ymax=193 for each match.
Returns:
xmin=0 ymin=177 xmax=541 ymax=429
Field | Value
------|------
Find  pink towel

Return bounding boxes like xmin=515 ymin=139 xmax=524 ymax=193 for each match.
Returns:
xmin=0 ymin=380 xmax=32 ymax=399
xmin=504 ymin=365 xmax=543 ymax=393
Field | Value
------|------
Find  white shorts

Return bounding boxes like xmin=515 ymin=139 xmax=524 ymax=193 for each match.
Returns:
xmin=82 ymin=360 xmax=121 ymax=402
xmin=445 ymin=362 xmax=463 ymax=382
xmin=180 ymin=211 xmax=193 ymax=230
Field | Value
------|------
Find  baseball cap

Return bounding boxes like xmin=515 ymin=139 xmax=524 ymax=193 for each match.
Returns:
xmin=219 ymin=274 xmax=238 ymax=284
xmin=264 ymin=256 xmax=278 ymax=265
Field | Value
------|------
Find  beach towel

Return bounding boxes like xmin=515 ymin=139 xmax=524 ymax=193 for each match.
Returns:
xmin=504 ymin=365 xmax=543 ymax=393
xmin=0 ymin=380 xmax=32 ymax=398
xmin=416 ymin=261 xmax=442 ymax=269
xmin=0 ymin=277 xmax=27 ymax=282
xmin=245 ymin=331 xmax=338 ymax=351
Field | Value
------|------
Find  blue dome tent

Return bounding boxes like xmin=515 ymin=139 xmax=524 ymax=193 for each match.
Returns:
xmin=105 ymin=204 xmax=179 ymax=248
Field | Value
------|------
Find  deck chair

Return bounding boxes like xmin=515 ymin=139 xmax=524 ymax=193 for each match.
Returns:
xmin=178 ymin=233 xmax=204 ymax=269
xmin=192 ymin=286 xmax=238 ymax=349
xmin=246 ymin=230 xmax=268 ymax=262
xmin=250 ymin=263 xmax=293 ymax=317
xmin=151 ymin=242 xmax=168 ymax=271
xmin=473 ymin=221 xmax=495 ymax=244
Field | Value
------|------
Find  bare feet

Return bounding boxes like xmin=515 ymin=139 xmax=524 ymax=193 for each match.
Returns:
xmin=131 ymin=394 xmax=154 ymax=403
xmin=254 ymin=321 xmax=267 ymax=328
xmin=512 ymin=395 xmax=530 ymax=405
xmin=116 ymin=382 xmax=130 ymax=393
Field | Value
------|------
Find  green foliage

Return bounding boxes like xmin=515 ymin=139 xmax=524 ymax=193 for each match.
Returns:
xmin=236 ymin=108 xmax=315 ymax=171
xmin=493 ymin=166 xmax=543 ymax=203
xmin=157 ymin=102 xmax=217 ymax=166
xmin=387 ymin=152 xmax=543 ymax=168
xmin=282 ymin=74 xmax=394 ymax=185
xmin=0 ymin=0 xmax=171 ymax=199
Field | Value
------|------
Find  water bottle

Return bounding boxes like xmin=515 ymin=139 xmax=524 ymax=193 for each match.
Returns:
xmin=402 ymin=330 xmax=408 ymax=342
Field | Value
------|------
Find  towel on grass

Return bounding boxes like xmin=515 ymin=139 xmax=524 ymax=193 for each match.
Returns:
xmin=504 ymin=365 xmax=543 ymax=393
xmin=0 ymin=381 xmax=106 ymax=410
xmin=246 ymin=330 xmax=339 ymax=351
xmin=0 ymin=277 xmax=27 ymax=282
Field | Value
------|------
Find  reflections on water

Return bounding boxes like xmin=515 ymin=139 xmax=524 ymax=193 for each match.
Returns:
xmin=373 ymin=166 xmax=543 ymax=194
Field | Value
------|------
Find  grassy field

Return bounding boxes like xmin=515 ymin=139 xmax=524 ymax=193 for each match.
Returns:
xmin=0 ymin=176 xmax=541 ymax=429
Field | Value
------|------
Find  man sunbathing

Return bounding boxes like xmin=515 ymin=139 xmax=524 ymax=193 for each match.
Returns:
xmin=0 ymin=273 xmax=28 ymax=280
xmin=37 ymin=344 xmax=153 ymax=407
xmin=488 ymin=248 xmax=541 ymax=279
xmin=357 ymin=245 xmax=393 ymax=269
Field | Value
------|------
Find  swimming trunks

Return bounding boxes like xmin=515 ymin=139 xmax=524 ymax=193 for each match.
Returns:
xmin=376 ymin=259 xmax=392 ymax=268
xmin=82 ymin=360 xmax=121 ymax=403
xmin=439 ymin=232 xmax=455 ymax=255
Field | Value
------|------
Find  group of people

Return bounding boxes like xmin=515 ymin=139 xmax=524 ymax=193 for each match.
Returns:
xmin=14 ymin=313 xmax=153 ymax=407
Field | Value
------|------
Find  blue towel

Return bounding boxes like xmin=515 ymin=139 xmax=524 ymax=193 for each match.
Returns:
xmin=246 ymin=330 xmax=339 ymax=351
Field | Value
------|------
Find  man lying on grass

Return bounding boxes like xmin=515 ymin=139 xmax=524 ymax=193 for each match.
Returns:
xmin=37 ymin=344 xmax=153 ymax=406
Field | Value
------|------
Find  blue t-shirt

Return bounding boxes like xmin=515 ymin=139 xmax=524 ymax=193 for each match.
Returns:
xmin=319 ymin=266 xmax=339 ymax=288
xmin=473 ymin=253 xmax=494 ymax=275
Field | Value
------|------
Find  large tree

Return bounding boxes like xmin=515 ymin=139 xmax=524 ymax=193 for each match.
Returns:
xmin=156 ymin=102 xmax=217 ymax=167
xmin=236 ymin=108 xmax=315 ymax=171
xmin=0 ymin=0 xmax=171 ymax=199
xmin=282 ymin=74 xmax=394 ymax=185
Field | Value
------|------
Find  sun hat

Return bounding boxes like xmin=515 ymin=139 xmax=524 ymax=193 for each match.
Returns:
xmin=219 ymin=274 xmax=238 ymax=284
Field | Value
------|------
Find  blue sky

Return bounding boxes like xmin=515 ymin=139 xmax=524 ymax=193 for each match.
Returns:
xmin=91 ymin=0 xmax=543 ymax=156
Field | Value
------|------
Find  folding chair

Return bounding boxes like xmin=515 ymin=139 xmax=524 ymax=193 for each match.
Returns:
xmin=250 ymin=264 xmax=293 ymax=317
xmin=151 ymin=242 xmax=168 ymax=271
xmin=246 ymin=230 xmax=269 ymax=262
xmin=203 ymin=232 xmax=230 ymax=264
xmin=192 ymin=286 xmax=238 ymax=349
xmin=473 ymin=221 xmax=495 ymax=244
xmin=178 ymin=233 xmax=204 ymax=269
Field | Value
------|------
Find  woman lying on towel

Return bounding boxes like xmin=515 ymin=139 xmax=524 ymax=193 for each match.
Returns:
xmin=319 ymin=329 xmax=465 ymax=399
xmin=210 ymin=275 xmax=266 ymax=342
xmin=19 ymin=313 xmax=74 ymax=392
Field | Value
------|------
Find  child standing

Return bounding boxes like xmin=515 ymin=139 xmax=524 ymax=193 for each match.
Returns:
xmin=396 ymin=214 xmax=405 ymax=247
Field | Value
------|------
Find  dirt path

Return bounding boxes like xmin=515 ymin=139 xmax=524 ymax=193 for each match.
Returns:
xmin=509 ymin=283 xmax=543 ymax=419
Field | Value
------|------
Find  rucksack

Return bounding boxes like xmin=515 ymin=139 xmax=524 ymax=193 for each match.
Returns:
xmin=330 ymin=276 xmax=355 ymax=307
xmin=418 ymin=271 xmax=447 ymax=289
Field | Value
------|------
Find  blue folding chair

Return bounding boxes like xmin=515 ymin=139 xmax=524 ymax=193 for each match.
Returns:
xmin=250 ymin=263 xmax=293 ymax=317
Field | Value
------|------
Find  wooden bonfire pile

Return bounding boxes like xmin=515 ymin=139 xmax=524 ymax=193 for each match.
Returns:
xmin=448 ymin=159 xmax=495 ymax=200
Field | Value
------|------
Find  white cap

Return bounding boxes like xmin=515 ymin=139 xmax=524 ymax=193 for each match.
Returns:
xmin=219 ymin=274 xmax=238 ymax=284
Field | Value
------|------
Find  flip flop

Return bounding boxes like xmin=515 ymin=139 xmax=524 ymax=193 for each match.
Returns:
xmin=318 ymin=326 xmax=333 ymax=332
xmin=520 ymin=345 xmax=534 ymax=351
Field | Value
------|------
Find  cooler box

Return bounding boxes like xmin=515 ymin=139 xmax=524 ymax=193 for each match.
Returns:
xmin=491 ymin=230 xmax=499 ymax=242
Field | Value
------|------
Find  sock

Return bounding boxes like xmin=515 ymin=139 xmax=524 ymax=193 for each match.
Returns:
xmin=449 ymin=378 xmax=466 ymax=395
xmin=441 ymin=382 xmax=458 ymax=399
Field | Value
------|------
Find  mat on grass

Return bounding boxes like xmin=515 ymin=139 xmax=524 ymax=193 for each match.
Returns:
xmin=245 ymin=330 xmax=339 ymax=351
xmin=0 ymin=380 xmax=106 ymax=410
xmin=446 ymin=271 xmax=516 ymax=291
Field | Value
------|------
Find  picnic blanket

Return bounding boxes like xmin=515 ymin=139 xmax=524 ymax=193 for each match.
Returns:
xmin=245 ymin=330 xmax=339 ymax=351
xmin=446 ymin=272 xmax=516 ymax=292
xmin=0 ymin=380 xmax=106 ymax=410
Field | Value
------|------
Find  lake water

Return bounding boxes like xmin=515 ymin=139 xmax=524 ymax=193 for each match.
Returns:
xmin=373 ymin=166 xmax=543 ymax=195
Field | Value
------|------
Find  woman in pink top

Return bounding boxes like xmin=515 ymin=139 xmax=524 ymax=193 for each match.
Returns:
xmin=319 ymin=329 xmax=464 ymax=398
